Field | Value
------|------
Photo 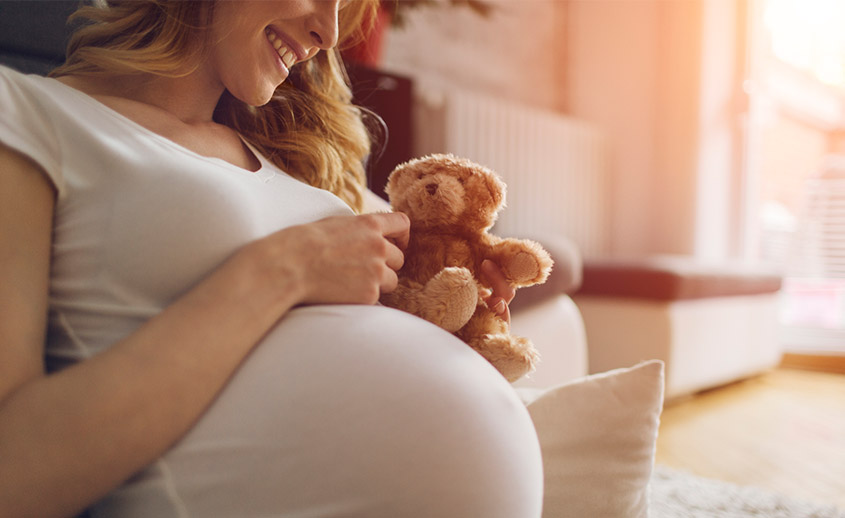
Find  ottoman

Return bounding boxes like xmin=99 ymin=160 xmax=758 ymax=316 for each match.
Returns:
xmin=572 ymin=256 xmax=783 ymax=399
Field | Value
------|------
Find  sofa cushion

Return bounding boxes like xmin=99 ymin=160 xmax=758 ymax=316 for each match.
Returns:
xmin=576 ymin=256 xmax=782 ymax=301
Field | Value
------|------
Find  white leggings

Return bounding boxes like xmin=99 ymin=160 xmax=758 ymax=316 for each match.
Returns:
xmin=92 ymin=305 xmax=544 ymax=518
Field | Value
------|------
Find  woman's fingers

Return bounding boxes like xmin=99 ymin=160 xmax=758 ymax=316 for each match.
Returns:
xmin=481 ymin=260 xmax=516 ymax=303
xmin=486 ymin=296 xmax=511 ymax=323
xmin=274 ymin=213 xmax=410 ymax=305
xmin=481 ymin=260 xmax=515 ymax=323
xmin=379 ymin=211 xmax=410 ymax=250
xmin=379 ymin=265 xmax=399 ymax=294
xmin=361 ymin=212 xmax=407 ymax=273
xmin=384 ymin=241 xmax=405 ymax=272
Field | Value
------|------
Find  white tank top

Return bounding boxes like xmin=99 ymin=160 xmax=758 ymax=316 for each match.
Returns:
xmin=0 ymin=65 xmax=355 ymax=371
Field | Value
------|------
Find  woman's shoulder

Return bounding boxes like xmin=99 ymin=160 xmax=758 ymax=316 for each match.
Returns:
xmin=0 ymin=66 xmax=135 ymax=146
xmin=0 ymin=64 xmax=108 ymax=118
xmin=0 ymin=64 xmax=73 ymax=197
xmin=0 ymin=63 xmax=58 ymax=133
xmin=0 ymin=63 xmax=41 ymax=100
xmin=0 ymin=64 xmax=79 ymax=123
xmin=0 ymin=64 xmax=64 ymax=97
xmin=0 ymin=63 xmax=28 ymax=82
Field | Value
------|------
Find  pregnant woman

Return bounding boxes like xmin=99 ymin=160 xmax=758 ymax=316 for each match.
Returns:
xmin=0 ymin=1 xmax=543 ymax=516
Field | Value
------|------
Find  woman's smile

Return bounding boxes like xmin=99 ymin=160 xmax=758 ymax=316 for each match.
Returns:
xmin=265 ymin=27 xmax=298 ymax=74
xmin=207 ymin=0 xmax=338 ymax=106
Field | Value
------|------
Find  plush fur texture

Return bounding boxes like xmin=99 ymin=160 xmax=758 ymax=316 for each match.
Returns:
xmin=380 ymin=154 xmax=553 ymax=382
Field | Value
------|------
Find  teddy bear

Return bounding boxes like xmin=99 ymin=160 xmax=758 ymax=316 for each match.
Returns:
xmin=379 ymin=153 xmax=553 ymax=382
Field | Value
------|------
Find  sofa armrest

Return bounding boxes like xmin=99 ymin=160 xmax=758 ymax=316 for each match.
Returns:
xmin=511 ymin=294 xmax=589 ymax=388
xmin=510 ymin=233 xmax=583 ymax=313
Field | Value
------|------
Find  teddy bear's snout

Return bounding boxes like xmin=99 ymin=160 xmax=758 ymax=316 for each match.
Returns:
xmin=425 ymin=183 xmax=438 ymax=195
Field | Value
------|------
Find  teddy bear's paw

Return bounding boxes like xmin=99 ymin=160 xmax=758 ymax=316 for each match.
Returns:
xmin=470 ymin=334 xmax=539 ymax=382
xmin=505 ymin=252 xmax=542 ymax=286
xmin=508 ymin=252 xmax=541 ymax=281
xmin=421 ymin=267 xmax=478 ymax=332
xmin=502 ymin=242 xmax=553 ymax=286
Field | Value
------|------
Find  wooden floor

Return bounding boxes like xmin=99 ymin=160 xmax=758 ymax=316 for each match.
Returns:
xmin=655 ymin=367 xmax=845 ymax=508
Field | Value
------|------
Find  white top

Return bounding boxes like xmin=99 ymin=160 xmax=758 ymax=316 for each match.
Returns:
xmin=0 ymin=64 xmax=354 ymax=371
xmin=0 ymin=65 xmax=544 ymax=518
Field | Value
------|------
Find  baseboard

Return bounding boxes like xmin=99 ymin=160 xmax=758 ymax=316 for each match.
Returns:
xmin=780 ymin=353 xmax=845 ymax=374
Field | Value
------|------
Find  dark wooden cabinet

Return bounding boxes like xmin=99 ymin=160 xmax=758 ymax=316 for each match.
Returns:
xmin=347 ymin=63 xmax=414 ymax=201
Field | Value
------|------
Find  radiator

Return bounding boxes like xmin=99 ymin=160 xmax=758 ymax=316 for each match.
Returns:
xmin=413 ymin=88 xmax=609 ymax=258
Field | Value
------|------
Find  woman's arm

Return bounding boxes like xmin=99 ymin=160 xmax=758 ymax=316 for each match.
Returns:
xmin=0 ymin=142 xmax=408 ymax=518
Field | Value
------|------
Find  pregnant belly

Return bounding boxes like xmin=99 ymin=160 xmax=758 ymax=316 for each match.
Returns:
xmin=92 ymin=305 xmax=536 ymax=518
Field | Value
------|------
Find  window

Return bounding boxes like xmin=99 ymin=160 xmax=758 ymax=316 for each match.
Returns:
xmin=747 ymin=0 xmax=845 ymax=353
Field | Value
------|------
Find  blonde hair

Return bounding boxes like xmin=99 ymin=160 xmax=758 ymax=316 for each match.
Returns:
xmin=51 ymin=0 xmax=379 ymax=212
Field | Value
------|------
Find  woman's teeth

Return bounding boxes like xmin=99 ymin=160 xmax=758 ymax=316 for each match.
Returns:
xmin=265 ymin=30 xmax=296 ymax=69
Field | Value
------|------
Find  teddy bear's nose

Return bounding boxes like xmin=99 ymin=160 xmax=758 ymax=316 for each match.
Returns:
xmin=426 ymin=183 xmax=438 ymax=195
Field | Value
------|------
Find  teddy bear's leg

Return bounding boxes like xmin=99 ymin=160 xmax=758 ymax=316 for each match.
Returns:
xmin=379 ymin=280 xmax=424 ymax=315
xmin=471 ymin=334 xmax=539 ymax=382
xmin=419 ymin=267 xmax=478 ymax=332
xmin=457 ymin=306 xmax=539 ymax=382
xmin=380 ymin=269 xmax=477 ymax=332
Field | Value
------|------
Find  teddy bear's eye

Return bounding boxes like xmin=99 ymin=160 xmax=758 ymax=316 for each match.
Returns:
xmin=458 ymin=177 xmax=466 ymax=185
xmin=417 ymin=172 xmax=425 ymax=180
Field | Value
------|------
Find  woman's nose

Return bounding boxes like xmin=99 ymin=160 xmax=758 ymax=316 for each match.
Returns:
xmin=307 ymin=1 xmax=339 ymax=50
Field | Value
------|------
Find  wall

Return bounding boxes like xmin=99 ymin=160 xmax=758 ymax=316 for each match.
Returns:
xmin=564 ymin=0 xmax=662 ymax=256
xmin=563 ymin=0 xmax=744 ymax=258
xmin=380 ymin=1 xmax=566 ymax=113
xmin=380 ymin=0 xmax=745 ymax=259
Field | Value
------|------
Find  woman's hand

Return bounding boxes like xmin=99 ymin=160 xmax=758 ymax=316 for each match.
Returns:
xmin=252 ymin=212 xmax=410 ymax=307
xmin=480 ymin=259 xmax=517 ymax=324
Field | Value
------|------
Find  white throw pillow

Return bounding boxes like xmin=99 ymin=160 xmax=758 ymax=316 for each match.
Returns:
xmin=519 ymin=360 xmax=665 ymax=518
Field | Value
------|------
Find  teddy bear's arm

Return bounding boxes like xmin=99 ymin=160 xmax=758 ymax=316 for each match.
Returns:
xmin=486 ymin=238 xmax=553 ymax=288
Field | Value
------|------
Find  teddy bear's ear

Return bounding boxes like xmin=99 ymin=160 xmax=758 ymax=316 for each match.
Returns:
xmin=384 ymin=162 xmax=410 ymax=201
xmin=483 ymin=169 xmax=507 ymax=208
xmin=384 ymin=168 xmax=399 ymax=200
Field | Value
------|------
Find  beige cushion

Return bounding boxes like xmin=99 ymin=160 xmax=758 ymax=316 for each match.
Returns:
xmin=519 ymin=360 xmax=665 ymax=517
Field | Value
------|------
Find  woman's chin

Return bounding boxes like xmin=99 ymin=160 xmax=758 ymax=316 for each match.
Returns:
xmin=234 ymin=83 xmax=279 ymax=108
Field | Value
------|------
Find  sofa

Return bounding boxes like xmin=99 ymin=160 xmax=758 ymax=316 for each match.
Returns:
xmin=573 ymin=256 xmax=783 ymax=399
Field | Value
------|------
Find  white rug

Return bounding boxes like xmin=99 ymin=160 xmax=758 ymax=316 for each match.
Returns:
xmin=649 ymin=466 xmax=845 ymax=518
